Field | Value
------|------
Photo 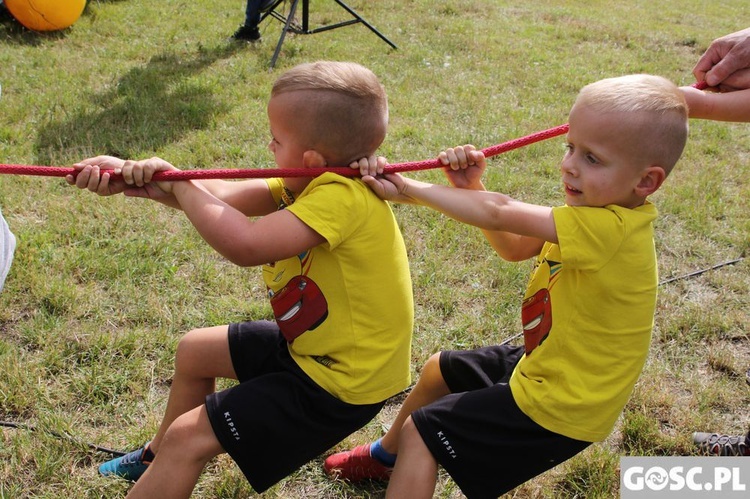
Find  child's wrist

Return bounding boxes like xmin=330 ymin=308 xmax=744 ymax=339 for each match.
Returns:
xmin=169 ymin=180 xmax=191 ymax=196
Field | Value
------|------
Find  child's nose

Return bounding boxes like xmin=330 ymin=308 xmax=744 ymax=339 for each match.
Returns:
xmin=560 ymin=156 xmax=577 ymax=176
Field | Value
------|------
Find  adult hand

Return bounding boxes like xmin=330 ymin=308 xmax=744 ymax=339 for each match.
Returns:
xmin=694 ymin=27 xmax=750 ymax=91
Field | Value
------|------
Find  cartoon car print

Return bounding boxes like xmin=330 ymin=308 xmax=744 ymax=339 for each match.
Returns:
xmin=521 ymin=288 xmax=552 ymax=355
xmin=270 ymin=275 xmax=329 ymax=343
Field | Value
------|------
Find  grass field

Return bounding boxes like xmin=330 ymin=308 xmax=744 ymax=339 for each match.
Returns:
xmin=0 ymin=0 xmax=748 ymax=497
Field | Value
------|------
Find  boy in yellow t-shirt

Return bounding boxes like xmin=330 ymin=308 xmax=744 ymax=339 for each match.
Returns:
xmin=67 ymin=61 xmax=413 ymax=497
xmin=326 ymin=74 xmax=688 ymax=498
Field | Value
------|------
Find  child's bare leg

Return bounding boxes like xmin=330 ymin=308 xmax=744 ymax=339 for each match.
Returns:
xmin=128 ymin=405 xmax=224 ymax=498
xmin=324 ymin=352 xmax=450 ymax=481
xmin=380 ymin=352 xmax=450 ymax=454
xmin=385 ymin=417 xmax=438 ymax=499
xmin=149 ymin=325 xmax=236 ymax=453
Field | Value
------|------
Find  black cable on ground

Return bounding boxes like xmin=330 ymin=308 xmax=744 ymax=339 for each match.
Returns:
xmin=658 ymin=257 xmax=744 ymax=286
xmin=0 ymin=420 xmax=125 ymax=456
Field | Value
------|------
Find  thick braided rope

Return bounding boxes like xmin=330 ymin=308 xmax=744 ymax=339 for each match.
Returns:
xmin=0 ymin=124 xmax=570 ymax=180
xmin=0 ymin=80 xmax=707 ymax=181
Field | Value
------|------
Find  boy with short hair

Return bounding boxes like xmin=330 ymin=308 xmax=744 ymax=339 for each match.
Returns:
xmin=68 ymin=61 xmax=414 ymax=497
xmin=327 ymin=74 xmax=689 ymax=498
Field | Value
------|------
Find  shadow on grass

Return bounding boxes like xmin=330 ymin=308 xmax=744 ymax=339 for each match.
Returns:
xmin=1 ymin=3 xmax=246 ymax=164
xmin=33 ymin=43 xmax=242 ymax=164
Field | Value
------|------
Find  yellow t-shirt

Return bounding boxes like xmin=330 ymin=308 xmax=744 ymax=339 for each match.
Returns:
xmin=263 ymin=173 xmax=413 ymax=404
xmin=510 ymin=202 xmax=658 ymax=442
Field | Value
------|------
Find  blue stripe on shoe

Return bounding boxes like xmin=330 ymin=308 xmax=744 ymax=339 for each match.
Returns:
xmin=98 ymin=442 xmax=151 ymax=481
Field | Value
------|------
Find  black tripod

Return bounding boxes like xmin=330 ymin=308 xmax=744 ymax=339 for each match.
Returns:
xmin=261 ymin=0 xmax=397 ymax=69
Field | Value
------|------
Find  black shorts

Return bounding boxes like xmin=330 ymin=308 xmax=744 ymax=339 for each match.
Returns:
xmin=205 ymin=320 xmax=384 ymax=493
xmin=411 ymin=345 xmax=591 ymax=499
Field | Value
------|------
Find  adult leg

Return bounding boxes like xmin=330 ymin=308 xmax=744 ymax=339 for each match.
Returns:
xmin=385 ymin=416 xmax=438 ymax=499
xmin=244 ymin=0 xmax=262 ymax=28
xmin=149 ymin=325 xmax=236 ymax=454
xmin=128 ymin=405 xmax=224 ymax=499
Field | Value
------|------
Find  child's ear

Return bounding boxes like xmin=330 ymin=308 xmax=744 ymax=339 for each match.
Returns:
xmin=302 ymin=150 xmax=327 ymax=168
xmin=634 ymin=166 xmax=666 ymax=197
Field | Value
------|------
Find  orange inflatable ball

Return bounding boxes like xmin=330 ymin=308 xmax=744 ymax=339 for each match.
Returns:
xmin=5 ymin=0 xmax=86 ymax=32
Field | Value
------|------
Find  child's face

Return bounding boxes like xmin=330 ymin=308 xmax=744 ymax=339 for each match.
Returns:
xmin=267 ymin=92 xmax=318 ymax=194
xmin=561 ymin=104 xmax=650 ymax=209
xmin=267 ymin=92 xmax=309 ymax=170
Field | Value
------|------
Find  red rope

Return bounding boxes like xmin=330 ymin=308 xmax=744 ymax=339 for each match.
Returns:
xmin=0 ymin=124 xmax=570 ymax=181
xmin=0 ymin=80 xmax=707 ymax=181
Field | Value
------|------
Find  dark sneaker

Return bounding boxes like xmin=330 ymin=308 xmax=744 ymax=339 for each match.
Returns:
xmin=324 ymin=443 xmax=393 ymax=482
xmin=693 ymin=432 xmax=750 ymax=456
xmin=232 ymin=24 xmax=261 ymax=42
xmin=99 ymin=442 xmax=153 ymax=481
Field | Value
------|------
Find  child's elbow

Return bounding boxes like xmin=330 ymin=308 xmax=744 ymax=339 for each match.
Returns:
xmin=219 ymin=247 xmax=263 ymax=267
xmin=497 ymin=248 xmax=535 ymax=262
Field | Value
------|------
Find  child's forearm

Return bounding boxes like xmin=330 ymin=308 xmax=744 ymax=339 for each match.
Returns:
xmin=402 ymin=178 xmax=556 ymax=244
xmin=688 ymin=88 xmax=750 ymax=121
xmin=440 ymin=178 xmax=544 ymax=260
xmin=404 ymin=179 xmax=511 ymax=229
xmin=171 ymin=180 xmax=258 ymax=264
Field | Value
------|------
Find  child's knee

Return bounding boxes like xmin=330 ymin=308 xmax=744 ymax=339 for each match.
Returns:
xmin=174 ymin=328 xmax=207 ymax=369
xmin=423 ymin=352 xmax=442 ymax=374
xmin=399 ymin=416 xmax=423 ymax=447
xmin=162 ymin=411 xmax=222 ymax=461
xmin=421 ymin=353 xmax=447 ymax=387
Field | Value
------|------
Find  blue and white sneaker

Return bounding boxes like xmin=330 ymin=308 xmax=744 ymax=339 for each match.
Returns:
xmin=98 ymin=442 xmax=153 ymax=481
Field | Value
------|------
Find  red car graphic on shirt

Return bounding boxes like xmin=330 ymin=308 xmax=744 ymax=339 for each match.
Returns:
xmin=521 ymin=288 xmax=551 ymax=355
xmin=270 ymin=275 xmax=329 ymax=343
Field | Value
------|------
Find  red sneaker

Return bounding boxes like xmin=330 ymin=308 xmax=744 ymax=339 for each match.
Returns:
xmin=324 ymin=443 xmax=393 ymax=482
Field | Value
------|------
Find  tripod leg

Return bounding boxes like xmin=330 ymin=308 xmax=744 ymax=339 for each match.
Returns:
xmin=270 ymin=0 xmax=302 ymax=69
xmin=332 ymin=0 xmax=397 ymax=49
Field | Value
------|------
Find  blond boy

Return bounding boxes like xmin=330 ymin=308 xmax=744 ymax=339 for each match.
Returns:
xmin=327 ymin=74 xmax=689 ymax=498
xmin=69 ymin=61 xmax=413 ymax=497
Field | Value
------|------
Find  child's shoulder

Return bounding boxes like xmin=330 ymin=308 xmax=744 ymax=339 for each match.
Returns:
xmin=303 ymin=173 xmax=381 ymax=202
xmin=293 ymin=174 xmax=392 ymax=223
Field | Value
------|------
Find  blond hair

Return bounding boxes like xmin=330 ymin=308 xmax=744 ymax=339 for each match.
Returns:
xmin=271 ymin=61 xmax=389 ymax=165
xmin=575 ymin=74 xmax=688 ymax=175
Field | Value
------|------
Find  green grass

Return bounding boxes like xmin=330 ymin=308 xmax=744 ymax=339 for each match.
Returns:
xmin=1 ymin=0 xmax=749 ymax=497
